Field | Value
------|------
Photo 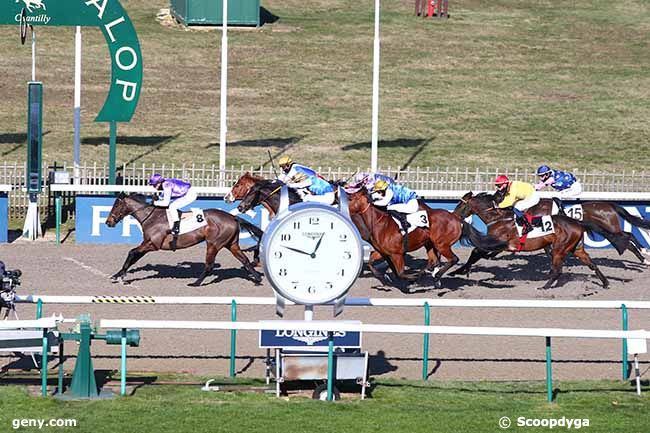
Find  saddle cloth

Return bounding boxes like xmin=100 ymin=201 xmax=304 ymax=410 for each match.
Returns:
xmin=391 ymin=210 xmax=430 ymax=234
xmin=515 ymin=215 xmax=554 ymax=238
xmin=551 ymin=201 xmax=583 ymax=221
xmin=166 ymin=208 xmax=207 ymax=235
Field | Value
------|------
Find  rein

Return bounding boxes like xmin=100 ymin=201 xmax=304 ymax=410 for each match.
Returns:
xmin=254 ymin=184 xmax=283 ymax=207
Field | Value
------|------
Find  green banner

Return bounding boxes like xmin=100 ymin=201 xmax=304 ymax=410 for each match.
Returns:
xmin=1 ymin=0 xmax=143 ymax=122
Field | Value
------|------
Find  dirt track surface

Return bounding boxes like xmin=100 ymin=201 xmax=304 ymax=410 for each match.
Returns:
xmin=2 ymin=241 xmax=649 ymax=382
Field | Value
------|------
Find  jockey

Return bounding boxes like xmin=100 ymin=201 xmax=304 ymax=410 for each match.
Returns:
xmin=494 ymin=175 xmax=540 ymax=235
xmin=277 ymin=156 xmax=316 ymax=183
xmin=371 ymin=179 xmax=419 ymax=233
xmin=277 ymin=156 xmax=335 ymax=205
xmin=149 ymin=174 xmax=197 ymax=236
xmin=352 ymin=172 xmax=395 ymax=190
xmin=535 ymin=165 xmax=582 ymax=199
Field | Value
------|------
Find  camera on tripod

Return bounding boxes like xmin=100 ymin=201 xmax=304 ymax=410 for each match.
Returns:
xmin=2 ymin=269 xmax=21 ymax=289
xmin=0 ymin=262 xmax=21 ymax=315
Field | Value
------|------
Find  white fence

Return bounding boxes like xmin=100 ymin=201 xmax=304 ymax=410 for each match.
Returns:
xmin=4 ymin=161 xmax=650 ymax=219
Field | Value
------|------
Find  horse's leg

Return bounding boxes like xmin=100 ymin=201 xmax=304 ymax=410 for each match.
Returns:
xmin=368 ymin=251 xmax=392 ymax=286
xmin=573 ymin=245 xmax=610 ymax=289
xmin=228 ymin=242 xmax=263 ymax=284
xmin=112 ymin=242 xmax=155 ymax=282
xmin=431 ymin=244 xmax=459 ymax=288
xmin=627 ymin=237 xmax=648 ymax=264
xmin=189 ymin=243 xmax=220 ymax=287
xmin=449 ymin=248 xmax=487 ymax=276
xmin=539 ymin=249 xmax=566 ymax=290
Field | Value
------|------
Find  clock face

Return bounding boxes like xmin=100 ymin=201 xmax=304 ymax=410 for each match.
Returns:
xmin=262 ymin=204 xmax=363 ymax=305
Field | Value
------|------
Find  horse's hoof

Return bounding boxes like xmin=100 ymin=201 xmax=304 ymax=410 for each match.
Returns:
xmin=537 ymin=286 xmax=551 ymax=291
xmin=188 ymin=280 xmax=203 ymax=287
xmin=433 ymin=279 xmax=442 ymax=289
xmin=252 ymin=274 xmax=263 ymax=284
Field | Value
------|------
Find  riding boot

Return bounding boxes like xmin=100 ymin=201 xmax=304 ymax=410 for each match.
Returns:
xmin=170 ymin=221 xmax=180 ymax=251
xmin=516 ymin=215 xmax=534 ymax=235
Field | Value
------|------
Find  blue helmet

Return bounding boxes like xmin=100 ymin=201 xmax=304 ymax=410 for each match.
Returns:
xmin=536 ymin=165 xmax=552 ymax=176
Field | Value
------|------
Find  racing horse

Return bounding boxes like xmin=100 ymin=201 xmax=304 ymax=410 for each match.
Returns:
xmin=225 ymin=172 xmax=271 ymax=210
xmin=451 ymin=192 xmax=622 ymax=289
xmin=237 ymin=179 xmax=306 ymax=215
xmin=346 ymin=188 xmax=507 ymax=289
xmin=105 ymin=193 xmax=263 ymax=286
xmin=524 ymin=197 xmax=650 ymax=264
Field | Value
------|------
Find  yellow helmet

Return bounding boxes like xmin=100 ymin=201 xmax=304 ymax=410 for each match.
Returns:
xmin=278 ymin=156 xmax=292 ymax=166
xmin=373 ymin=179 xmax=389 ymax=192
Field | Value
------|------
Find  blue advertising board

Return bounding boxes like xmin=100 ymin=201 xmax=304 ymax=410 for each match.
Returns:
xmin=75 ymin=194 xmax=269 ymax=244
xmin=0 ymin=193 xmax=7 ymax=243
xmin=259 ymin=321 xmax=362 ymax=348
xmin=73 ymin=194 xmax=650 ymax=249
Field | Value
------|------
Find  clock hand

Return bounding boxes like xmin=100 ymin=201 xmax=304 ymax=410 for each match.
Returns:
xmin=311 ymin=233 xmax=325 ymax=256
xmin=281 ymin=245 xmax=312 ymax=256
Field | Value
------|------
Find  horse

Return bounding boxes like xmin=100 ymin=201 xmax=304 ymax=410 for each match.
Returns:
xmin=105 ymin=193 xmax=263 ymax=286
xmin=526 ymin=198 xmax=650 ymax=263
xmin=224 ymin=172 xmax=273 ymax=211
xmin=346 ymin=188 xmax=508 ymax=289
xmin=451 ymin=191 xmax=621 ymax=290
xmin=237 ymin=179 xmax=304 ymax=215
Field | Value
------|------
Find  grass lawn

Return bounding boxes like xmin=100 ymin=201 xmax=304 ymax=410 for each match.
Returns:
xmin=1 ymin=1 xmax=650 ymax=172
xmin=0 ymin=377 xmax=649 ymax=432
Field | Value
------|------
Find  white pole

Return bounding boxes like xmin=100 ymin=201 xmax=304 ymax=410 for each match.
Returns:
xmin=370 ymin=0 xmax=381 ymax=172
xmin=31 ymin=27 xmax=35 ymax=81
xmin=73 ymin=26 xmax=82 ymax=185
xmin=219 ymin=0 xmax=229 ymax=186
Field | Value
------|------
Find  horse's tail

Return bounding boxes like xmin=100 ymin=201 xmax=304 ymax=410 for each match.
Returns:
xmin=613 ymin=204 xmax=650 ymax=230
xmin=235 ymin=216 xmax=264 ymax=252
xmin=460 ymin=221 xmax=508 ymax=252
xmin=578 ymin=219 xmax=630 ymax=255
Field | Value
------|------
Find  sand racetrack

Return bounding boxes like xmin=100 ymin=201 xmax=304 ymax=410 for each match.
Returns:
xmin=2 ymin=240 xmax=649 ymax=382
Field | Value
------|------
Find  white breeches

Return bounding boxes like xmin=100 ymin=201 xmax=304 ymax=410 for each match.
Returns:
xmin=514 ymin=192 xmax=540 ymax=212
xmin=387 ymin=198 xmax=419 ymax=214
xmin=303 ymin=191 xmax=336 ymax=205
xmin=167 ymin=188 xmax=198 ymax=222
xmin=558 ymin=182 xmax=582 ymax=199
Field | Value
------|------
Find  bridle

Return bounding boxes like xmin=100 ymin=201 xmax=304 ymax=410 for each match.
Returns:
xmin=115 ymin=196 xmax=157 ymax=226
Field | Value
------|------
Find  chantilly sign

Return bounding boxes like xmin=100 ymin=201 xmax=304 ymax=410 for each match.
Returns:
xmin=2 ymin=0 xmax=143 ymax=122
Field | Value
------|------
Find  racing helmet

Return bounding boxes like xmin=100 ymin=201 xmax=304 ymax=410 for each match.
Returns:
xmin=373 ymin=179 xmax=389 ymax=192
xmin=278 ymin=156 xmax=293 ymax=170
xmin=148 ymin=173 xmax=165 ymax=186
xmin=494 ymin=174 xmax=510 ymax=191
xmin=536 ymin=165 xmax=553 ymax=177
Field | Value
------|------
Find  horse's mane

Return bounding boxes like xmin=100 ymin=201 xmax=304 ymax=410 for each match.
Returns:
xmin=243 ymin=172 xmax=265 ymax=181
xmin=251 ymin=179 xmax=302 ymax=202
xmin=127 ymin=193 xmax=149 ymax=205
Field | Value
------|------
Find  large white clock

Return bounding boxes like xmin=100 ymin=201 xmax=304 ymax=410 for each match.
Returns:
xmin=261 ymin=201 xmax=363 ymax=308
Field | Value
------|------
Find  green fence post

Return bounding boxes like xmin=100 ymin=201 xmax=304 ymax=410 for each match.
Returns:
xmin=545 ymin=336 xmax=553 ymax=403
xmin=422 ymin=302 xmax=430 ymax=380
xmin=327 ymin=331 xmax=334 ymax=401
xmin=229 ymin=300 xmax=237 ymax=377
xmin=57 ymin=341 xmax=64 ymax=395
xmin=55 ymin=192 xmax=61 ymax=244
xmin=36 ymin=298 xmax=42 ymax=319
xmin=121 ymin=328 xmax=127 ymax=396
xmin=41 ymin=328 xmax=48 ymax=397
xmin=621 ymin=304 xmax=629 ymax=380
